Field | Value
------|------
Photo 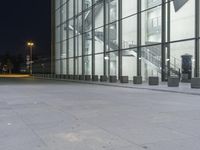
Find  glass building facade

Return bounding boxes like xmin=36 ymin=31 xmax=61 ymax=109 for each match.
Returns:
xmin=52 ymin=0 xmax=200 ymax=82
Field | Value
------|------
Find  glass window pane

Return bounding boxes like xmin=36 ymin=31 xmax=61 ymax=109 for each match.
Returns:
xmin=68 ymin=0 xmax=74 ymax=19
xmin=69 ymin=38 xmax=74 ymax=57
xmin=84 ymin=56 xmax=92 ymax=75
xmin=68 ymin=19 xmax=74 ymax=38
xmin=95 ymin=27 xmax=104 ymax=53
xmin=106 ymin=0 xmax=118 ymax=23
xmin=141 ymin=45 xmax=162 ymax=81
xmin=76 ymin=35 xmax=82 ymax=56
xmin=61 ymin=4 xmax=67 ymax=23
xmin=61 ymin=41 xmax=67 ymax=59
xmin=61 ymin=59 xmax=67 ymax=74
xmin=83 ymin=0 xmax=92 ymax=10
xmin=83 ymin=10 xmax=92 ymax=32
xmin=56 ymin=10 xmax=60 ymax=26
xmin=122 ymin=0 xmax=137 ymax=18
xmin=170 ymin=0 xmax=195 ymax=41
xmin=75 ymin=57 xmax=82 ymax=75
xmin=142 ymin=0 xmax=161 ymax=11
xmin=61 ymin=0 xmax=66 ymax=5
xmin=55 ymin=43 xmax=60 ymax=60
xmin=105 ymin=22 xmax=119 ymax=51
xmin=56 ymin=0 xmax=61 ymax=10
xmin=69 ymin=58 xmax=74 ymax=74
xmin=56 ymin=60 xmax=61 ymax=74
xmin=122 ymin=15 xmax=137 ymax=49
xmin=122 ymin=49 xmax=137 ymax=79
xmin=61 ymin=23 xmax=67 ymax=41
xmin=95 ymin=54 xmax=104 ymax=75
xmin=75 ymin=0 xmax=82 ymax=14
xmin=141 ymin=6 xmax=162 ymax=45
xmin=55 ymin=27 xmax=60 ymax=43
xmin=106 ymin=52 xmax=118 ymax=77
xmin=83 ymin=32 xmax=92 ymax=55
xmin=170 ymin=41 xmax=195 ymax=79
xmin=95 ymin=3 xmax=104 ymax=28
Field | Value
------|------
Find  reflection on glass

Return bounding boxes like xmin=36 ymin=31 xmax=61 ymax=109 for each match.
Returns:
xmin=170 ymin=0 xmax=195 ymax=41
xmin=141 ymin=45 xmax=161 ymax=81
xmin=54 ymin=0 xmax=200 ymax=81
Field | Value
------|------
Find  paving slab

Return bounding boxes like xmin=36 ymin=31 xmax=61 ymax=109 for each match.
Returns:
xmin=0 ymin=78 xmax=200 ymax=150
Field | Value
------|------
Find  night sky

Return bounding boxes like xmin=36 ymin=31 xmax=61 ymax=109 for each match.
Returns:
xmin=0 ymin=1 xmax=51 ymax=57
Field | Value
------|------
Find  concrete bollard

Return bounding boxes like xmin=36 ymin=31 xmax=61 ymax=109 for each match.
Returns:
xmin=109 ymin=76 xmax=117 ymax=83
xmin=133 ymin=76 xmax=142 ymax=84
xmin=191 ymin=78 xmax=200 ymax=89
xmin=92 ymin=75 xmax=99 ymax=81
xmin=149 ymin=76 xmax=159 ymax=85
xmin=79 ymin=75 xmax=85 ymax=80
xmin=120 ymin=76 xmax=129 ymax=83
xmin=85 ymin=75 xmax=91 ymax=81
xmin=100 ymin=75 xmax=108 ymax=82
xmin=74 ymin=75 xmax=79 ymax=80
xmin=168 ymin=76 xmax=179 ymax=87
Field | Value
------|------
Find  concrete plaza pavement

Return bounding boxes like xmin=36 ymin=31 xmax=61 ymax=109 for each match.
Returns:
xmin=0 ymin=78 xmax=200 ymax=150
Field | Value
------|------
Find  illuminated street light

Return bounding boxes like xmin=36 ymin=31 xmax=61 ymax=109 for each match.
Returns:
xmin=27 ymin=42 xmax=34 ymax=75
xmin=27 ymin=42 xmax=34 ymax=47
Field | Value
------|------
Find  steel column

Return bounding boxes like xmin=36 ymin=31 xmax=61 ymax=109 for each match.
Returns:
xmin=167 ymin=0 xmax=171 ymax=78
xmin=51 ymin=0 xmax=56 ymax=74
xmin=92 ymin=0 xmax=95 ymax=76
xmin=137 ymin=0 xmax=141 ymax=76
xmin=118 ymin=0 xmax=122 ymax=79
xmin=195 ymin=0 xmax=200 ymax=77
xmin=60 ymin=0 xmax=63 ymax=75
xmin=82 ymin=0 xmax=85 ymax=75
xmin=66 ymin=1 xmax=69 ymax=75
xmin=161 ymin=0 xmax=166 ymax=81
xmin=103 ymin=0 xmax=107 ymax=76
xmin=73 ymin=0 xmax=76 ymax=76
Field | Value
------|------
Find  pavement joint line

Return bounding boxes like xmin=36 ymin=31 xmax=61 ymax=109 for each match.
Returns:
xmin=44 ymin=98 xmax=145 ymax=149
xmin=12 ymin=108 xmax=49 ymax=147
xmin=33 ymin=77 xmax=200 ymax=96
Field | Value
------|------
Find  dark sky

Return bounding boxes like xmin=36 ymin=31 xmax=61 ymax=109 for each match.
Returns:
xmin=0 ymin=0 xmax=51 ymax=57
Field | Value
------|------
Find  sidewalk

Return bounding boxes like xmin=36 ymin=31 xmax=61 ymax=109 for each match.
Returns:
xmin=33 ymin=77 xmax=200 ymax=96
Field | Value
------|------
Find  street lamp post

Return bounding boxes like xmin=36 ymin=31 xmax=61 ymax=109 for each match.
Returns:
xmin=27 ymin=42 xmax=34 ymax=75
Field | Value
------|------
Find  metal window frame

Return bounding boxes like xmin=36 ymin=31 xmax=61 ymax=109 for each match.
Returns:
xmin=52 ymin=0 xmax=200 ymax=80
xmin=161 ymin=0 xmax=166 ymax=81
xmin=66 ymin=1 xmax=69 ymax=75
xmin=137 ymin=0 xmax=141 ymax=76
xmin=60 ymin=0 xmax=63 ymax=75
xmin=103 ymin=0 xmax=107 ymax=76
xmin=92 ymin=0 xmax=95 ymax=76
xmin=167 ymin=0 xmax=171 ymax=78
xmin=118 ymin=0 xmax=122 ymax=79
xmin=51 ymin=0 xmax=56 ymax=74
xmin=195 ymin=0 xmax=200 ymax=77
xmin=82 ymin=0 xmax=85 ymax=76
xmin=73 ymin=0 xmax=76 ymax=76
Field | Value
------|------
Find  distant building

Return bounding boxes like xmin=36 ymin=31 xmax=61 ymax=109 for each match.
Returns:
xmin=51 ymin=0 xmax=200 ymax=81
